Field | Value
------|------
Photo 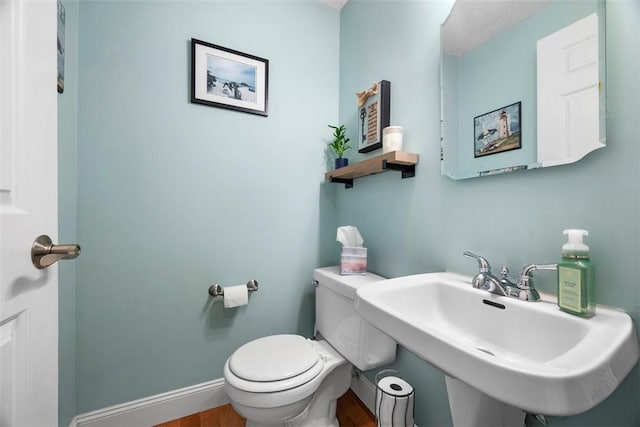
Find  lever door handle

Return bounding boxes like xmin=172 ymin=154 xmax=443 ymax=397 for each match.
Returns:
xmin=31 ymin=234 xmax=81 ymax=269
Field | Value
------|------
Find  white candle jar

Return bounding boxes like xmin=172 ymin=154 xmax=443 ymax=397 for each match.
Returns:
xmin=382 ymin=126 xmax=403 ymax=153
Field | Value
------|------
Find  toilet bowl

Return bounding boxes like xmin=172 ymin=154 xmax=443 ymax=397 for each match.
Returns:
xmin=223 ymin=267 xmax=397 ymax=427
xmin=225 ymin=336 xmax=351 ymax=426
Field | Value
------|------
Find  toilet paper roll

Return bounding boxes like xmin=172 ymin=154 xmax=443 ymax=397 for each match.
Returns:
xmin=223 ymin=285 xmax=248 ymax=308
xmin=376 ymin=376 xmax=415 ymax=427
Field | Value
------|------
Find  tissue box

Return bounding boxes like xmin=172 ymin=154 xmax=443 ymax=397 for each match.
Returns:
xmin=340 ymin=246 xmax=367 ymax=275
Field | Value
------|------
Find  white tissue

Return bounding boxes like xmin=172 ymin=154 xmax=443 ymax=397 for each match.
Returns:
xmin=223 ymin=285 xmax=248 ymax=308
xmin=336 ymin=226 xmax=364 ymax=247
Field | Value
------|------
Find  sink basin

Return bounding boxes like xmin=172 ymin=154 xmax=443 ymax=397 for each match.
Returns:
xmin=355 ymin=272 xmax=639 ymax=416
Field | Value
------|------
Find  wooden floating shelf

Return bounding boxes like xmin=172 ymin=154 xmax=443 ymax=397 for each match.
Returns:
xmin=325 ymin=151 xmax=419 ymax=188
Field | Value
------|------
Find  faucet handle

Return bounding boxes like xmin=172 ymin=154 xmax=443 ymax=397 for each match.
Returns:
xmin=463 ymin=251 xmax=491 ymax=273
xmin=516 ymin=263 xmax=557 ymax=302
xmin=518 ymin=263 xmax=558 ymax=289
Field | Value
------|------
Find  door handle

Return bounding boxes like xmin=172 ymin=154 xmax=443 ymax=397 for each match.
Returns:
xmin=31 ymin=235 xmax=81 ymax=269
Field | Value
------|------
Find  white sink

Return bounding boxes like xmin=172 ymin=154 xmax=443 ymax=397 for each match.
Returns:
xmin=355 ymin=272 xmax=639 ymax=416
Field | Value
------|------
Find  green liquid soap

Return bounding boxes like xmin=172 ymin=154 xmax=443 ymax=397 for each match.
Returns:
xmin=557 ymin=229 xmax=595 ymax=317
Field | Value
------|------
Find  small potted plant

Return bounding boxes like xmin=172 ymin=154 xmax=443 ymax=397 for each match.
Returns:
xmin=328 ymin=124 xmax=351 ymax=169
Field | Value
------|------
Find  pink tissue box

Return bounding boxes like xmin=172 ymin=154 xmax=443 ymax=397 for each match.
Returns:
xmin=340 ymin=246 xmax=367 ymax=275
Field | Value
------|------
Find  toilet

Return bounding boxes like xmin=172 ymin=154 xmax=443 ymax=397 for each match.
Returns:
xmin=223 ymin=266 xmax=397 ymax=427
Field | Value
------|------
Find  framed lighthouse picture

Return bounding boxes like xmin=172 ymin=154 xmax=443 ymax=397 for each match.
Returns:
xmin=473 ymin=102 xmax=521 ymax=158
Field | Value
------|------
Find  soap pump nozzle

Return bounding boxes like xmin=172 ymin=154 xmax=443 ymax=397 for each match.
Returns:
xmin=562 ymin=229 xmax=589 ymax=257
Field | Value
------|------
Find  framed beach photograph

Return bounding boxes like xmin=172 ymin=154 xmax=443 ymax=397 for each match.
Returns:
xmin=191 ymin=38 xmax=268 ymax=116
xmin=473 ymin=102 xmax=521 ymax=157
xmin=355 ymin=80 xmax=390 ymax=153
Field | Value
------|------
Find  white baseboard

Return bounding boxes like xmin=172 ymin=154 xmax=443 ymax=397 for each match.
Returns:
xmin=70 ymin=375 xmax=376 ymax=427
xmin=350 ymin=372 xmax=377 ymax=414
xmin=71 ymin=378 xmax=228 ymax=427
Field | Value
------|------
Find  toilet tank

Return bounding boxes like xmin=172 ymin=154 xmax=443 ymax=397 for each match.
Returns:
xmin=313 ymin=266 xmax=396 ymax=371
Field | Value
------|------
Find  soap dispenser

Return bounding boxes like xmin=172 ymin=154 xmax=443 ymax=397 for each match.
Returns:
xmin=557 ymin=229 xmax=595 ymax=317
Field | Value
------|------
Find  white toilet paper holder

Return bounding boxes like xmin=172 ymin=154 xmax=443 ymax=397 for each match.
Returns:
xmin=208 ymin=279 xmax=259 ymax=297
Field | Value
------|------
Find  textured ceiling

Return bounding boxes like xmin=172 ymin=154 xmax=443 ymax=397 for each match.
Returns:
xmin=442 ymin=0 xmax=551 ymax=56
xmin=317 ymin=0 xmax=347 ymax=10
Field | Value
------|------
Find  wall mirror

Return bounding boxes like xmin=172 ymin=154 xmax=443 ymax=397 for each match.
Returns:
xmin=440 ymin=0 xmax=606 ymax=180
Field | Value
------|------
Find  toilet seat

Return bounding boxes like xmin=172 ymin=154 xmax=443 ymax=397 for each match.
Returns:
xmin=226 ymin=334 xmax=325 ymax=393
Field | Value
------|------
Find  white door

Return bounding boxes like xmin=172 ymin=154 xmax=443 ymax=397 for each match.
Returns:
xmin=537 ymin=13 xmax=604 ymax=167
xmin=1 ymin=0 xmax=59 ymax=426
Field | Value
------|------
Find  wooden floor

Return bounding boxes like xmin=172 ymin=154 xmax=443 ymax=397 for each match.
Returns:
xmin=154 ymin=389 xmax=376 ymax=427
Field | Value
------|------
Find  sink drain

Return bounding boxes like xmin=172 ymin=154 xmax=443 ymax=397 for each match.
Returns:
xmin=476 ymin=347 xmax=495 ymax=356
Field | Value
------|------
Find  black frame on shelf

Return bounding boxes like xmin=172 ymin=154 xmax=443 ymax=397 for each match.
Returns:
xmin=357 ymin=80 xmax=391 ymax=153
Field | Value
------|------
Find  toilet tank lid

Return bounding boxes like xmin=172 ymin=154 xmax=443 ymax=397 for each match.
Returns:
xmin=313 ymin=266 xmax=386 ymax=300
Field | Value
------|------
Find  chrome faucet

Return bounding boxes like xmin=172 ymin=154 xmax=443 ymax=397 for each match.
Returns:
xmin=463 ymin=251 xmax=510 ymax=297
xmin=464 ymin=251 xmax=557 ymax=302
xmin=516 ymin=263 xmax=558 ymax=301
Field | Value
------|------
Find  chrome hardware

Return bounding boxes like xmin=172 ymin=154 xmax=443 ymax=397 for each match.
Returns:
xmin=499 ymin=266 xmax=517 ymax=288
xmin=208 ymin=279 xmax=258 ymax=297
xmin=463 ymin=251 xmax=490 ymax=273
xmin=533 ymin=414 xmax=548 ymax=425
xmin=526 ymin=413 xmax=549 ymax=426
xmin=31 ymin=234 xmax=81 ymax=270
xmin=465 ymin=252 xmax=557 ymax=302
xmin=463 ymin=251 xmax=508 ymax=296
xmin=517 ymin=264 xmax=557 ymax=301
xmin=312 ymin=279 xmax=319 ymax=288
xmin=499 ymin=266 xmax=521 ymax=298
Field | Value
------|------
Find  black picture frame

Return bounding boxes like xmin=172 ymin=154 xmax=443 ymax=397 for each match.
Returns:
xmin=191 ymin=38 xmax=269 ymax=117
xmin=473 ymin=101 xmax=522 ymax=158
xmin=356 ymin=80 xmax=391 ymax=153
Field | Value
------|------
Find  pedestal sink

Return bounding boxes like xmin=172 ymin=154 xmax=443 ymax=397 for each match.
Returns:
xmin=354 ymin=272 xmax=639 ymax=424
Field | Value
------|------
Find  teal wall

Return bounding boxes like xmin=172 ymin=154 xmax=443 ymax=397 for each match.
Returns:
xmin=73 ymin=0 xmax=339 ymax=413
xmin=57 ymin=0 xmax=639 ymax=424
xmin=57 ymin=0 xmax=79 ymax=425
xmin=339 ymin=0 xmax=638 ymax=426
